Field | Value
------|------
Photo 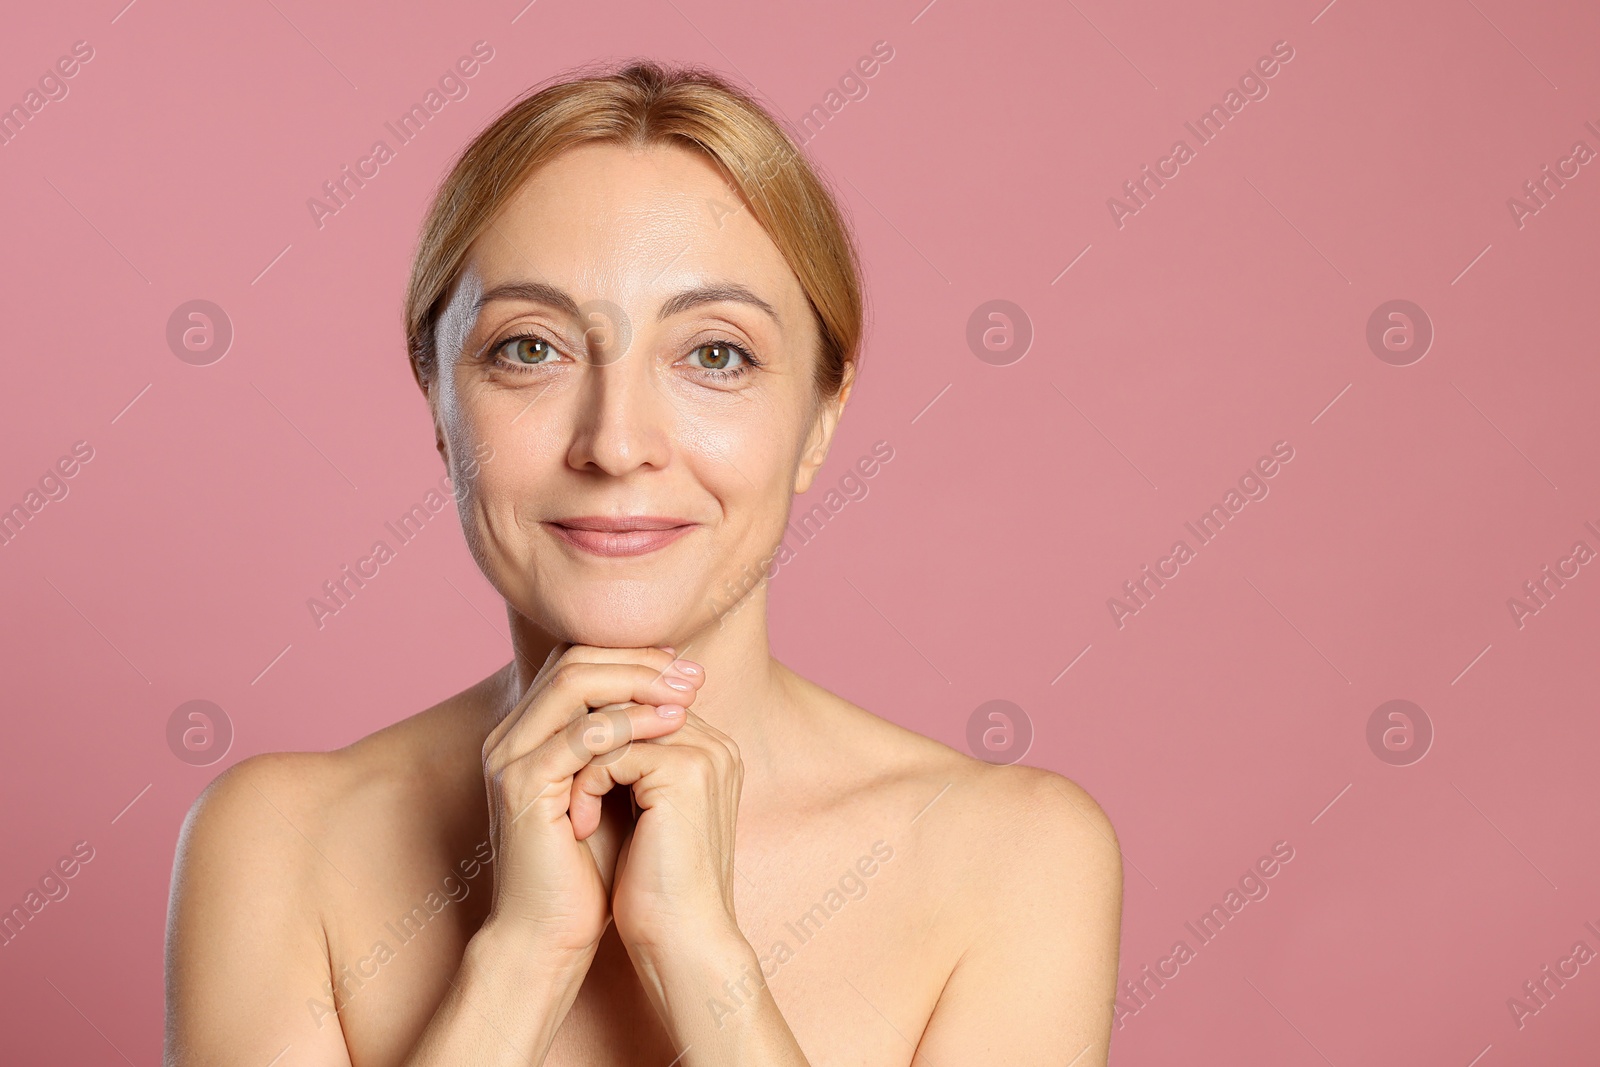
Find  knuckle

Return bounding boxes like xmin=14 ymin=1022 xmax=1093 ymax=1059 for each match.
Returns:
xmin=481 ymin=742 xmax=504 ymax=776
xmin=548 ymin=663 xmax=582 ymax=691
xmin=492 ymin=765 xmax=525 ymax=808
xmin=528 ymin=740 xmax=566 ymax=779
xmin=686 ymin=747 xmax=719 ymax=780
xmin=571 ymin=711 xmax=610 ymax=752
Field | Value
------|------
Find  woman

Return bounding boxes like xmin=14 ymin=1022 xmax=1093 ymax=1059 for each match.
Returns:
xmin=164 ymin=60 xmax=1122 ymax=1066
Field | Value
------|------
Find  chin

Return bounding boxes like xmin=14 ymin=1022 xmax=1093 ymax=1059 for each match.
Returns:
xmin=520 ymin=583 xmax=714 ymax=650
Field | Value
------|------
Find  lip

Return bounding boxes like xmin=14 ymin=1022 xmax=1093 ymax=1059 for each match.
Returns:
xmin=543 ymin=516 xmax=699 ymax=558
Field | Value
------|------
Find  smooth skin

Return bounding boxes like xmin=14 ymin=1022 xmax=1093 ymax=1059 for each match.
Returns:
xmin=164 ymin=141 xmax=1123 ymax=1066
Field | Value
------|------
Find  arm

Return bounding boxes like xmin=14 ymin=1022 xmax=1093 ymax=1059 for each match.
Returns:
xmin=579 ymin=712 xmax=813 ymax=1065
xmin=395 ymin=925 xmax=595 ymax=1065
xmin=165 ymin=648 xmax=702 ymax=1066
xmin=626 ymin=931 xmax=808 ymax=1065
xmin=909 ymin=769 xmax=1124 ymax=1065
xmin=164 ymin=755 xmax=594 ymax=1067
xmin=164 ymin=754 xmax=356 ymax=1067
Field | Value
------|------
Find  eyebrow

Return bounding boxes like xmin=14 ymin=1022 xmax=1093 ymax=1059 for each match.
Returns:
xmin=473 ymin=281 xmax=780 ymax=327
xmin=658 ymin=283 xmax=780 ymax=326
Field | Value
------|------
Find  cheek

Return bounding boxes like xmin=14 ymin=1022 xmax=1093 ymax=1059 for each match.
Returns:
xmin=462 ymin=419 xmax=563 ymax=531
xmin=673 ymin=398 xmax=800 ymax=521
xmin=445 ymin=370 xmax=563 ymax=469
xmin=435 ymin=393 xmax=549 ymax=553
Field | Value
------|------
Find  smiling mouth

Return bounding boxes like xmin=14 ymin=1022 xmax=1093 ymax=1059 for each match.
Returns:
xmin=543 ymin=517 xmax=699 ymax=558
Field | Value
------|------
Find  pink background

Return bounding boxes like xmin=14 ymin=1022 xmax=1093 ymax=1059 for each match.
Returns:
xmin=2 ymin=0 xmax=1597 ymax=1062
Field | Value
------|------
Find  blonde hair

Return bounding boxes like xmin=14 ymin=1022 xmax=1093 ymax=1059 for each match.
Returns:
xmin=404 ymin=59 xmax=864 ymax=400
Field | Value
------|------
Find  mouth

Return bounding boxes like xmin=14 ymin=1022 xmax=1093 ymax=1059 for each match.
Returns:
xmin=543 ymin=516 xmax=699 ymax=558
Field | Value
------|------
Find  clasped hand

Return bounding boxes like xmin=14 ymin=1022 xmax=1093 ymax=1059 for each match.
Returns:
xmin=480 ymin=642 xmax=745 ymax=970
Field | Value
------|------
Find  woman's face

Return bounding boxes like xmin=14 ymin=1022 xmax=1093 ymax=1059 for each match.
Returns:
xmin=428 ymin=141 xmax=845 ymax=648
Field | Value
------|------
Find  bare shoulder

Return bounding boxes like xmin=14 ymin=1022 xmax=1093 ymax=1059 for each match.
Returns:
xmin=174 ymin=748 xmax=347 ymax=892
xmin=917 ymin=750 xmax=1122 ymax=904
xmin=164 ymin=749 xmax=361 ymax=1065
xmin=960 ymin=761 xmax=1121 ymax=873
xmin=801 ymin=690 xmax=1124 ymax=1060
xmin=172 ymin=679 xmax=492 ymax=911
xmin=793 ymin=674 xmax=1122 ymax=897
xmin=167 ymin=745 xmax=372 ymax=993
xmin=165 ymin=683 xmax=496 ymax=1063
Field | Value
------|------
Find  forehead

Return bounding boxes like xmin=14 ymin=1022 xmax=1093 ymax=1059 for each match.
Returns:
xmin=461 ymin=140 xmax=804 ymax=310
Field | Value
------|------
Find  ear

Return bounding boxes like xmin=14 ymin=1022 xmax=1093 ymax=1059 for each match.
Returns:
xmin=415 ymin=357 xmax=450 ymax=470
xmin=433 ymin=412 xmax=449 ymax=469
xmin=794 ymin=362 xmax=856 ymax=495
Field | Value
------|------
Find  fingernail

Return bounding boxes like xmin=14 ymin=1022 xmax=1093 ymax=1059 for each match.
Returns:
xmin=660 ymin=646 xmax=677 ymax=656
xmin=672 ymin=660 xmax=702 ymax=676
xmin=657 ymin=703 xmax=684 ymax=718
xmin=665 ymin=677 xmax=692 ymax=692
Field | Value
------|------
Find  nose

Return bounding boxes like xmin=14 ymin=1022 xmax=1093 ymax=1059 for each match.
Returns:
xmin=563 ymin=343 xmax=672 ymax=477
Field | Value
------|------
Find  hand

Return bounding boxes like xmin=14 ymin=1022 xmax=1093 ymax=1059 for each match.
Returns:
xmin=572 ymin=706 xmax=746 ymax=958
xmin=479 ymin=643 xmax=704 ymax=956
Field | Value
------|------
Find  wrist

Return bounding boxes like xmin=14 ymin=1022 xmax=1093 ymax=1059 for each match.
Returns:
xmin=468 ymin=915 xmax=597 ymax=986
xmin=636 ymin=934 xmax=791 ymax=1053
xmin=419 ymin=920 xmax=596 ymax=1063
xmin=629 ymin=926 xmax=759 ymax=1008
xmin=622 ymin=913 xmax=749 ymax=969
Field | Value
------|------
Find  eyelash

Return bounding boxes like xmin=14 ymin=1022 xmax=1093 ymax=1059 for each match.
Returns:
xmin=489 ymin=331 xmax=763 ymax=382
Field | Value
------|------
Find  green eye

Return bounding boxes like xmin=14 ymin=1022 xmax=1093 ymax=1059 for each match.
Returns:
xmin=500 ymin=335 xmax=555 ymax=365
xmin=689 ymin=343 xmax=745 ymax=372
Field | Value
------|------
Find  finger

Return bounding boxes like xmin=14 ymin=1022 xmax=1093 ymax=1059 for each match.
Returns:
xmin=564 ymin=706 xmax=710 ymax=838
xmin=487 ymin=659 xmax=703 ymax=769
xmin=539 ymin=640 xmax=575 ymax=676
xmin=626 ymin=710 xmax=740 ymax=763
xmin=594 ymin=715 xmax=741 ymax=812
xmin=569 ymin=756 xmax=628 ymax=841
xmin=484 ymin=641 xmax=570 ymax=755
xmin=486 ymin=644 xmax=679 ymax=752
xmin=560 ymin=645 xmax=682 ymax=670
xmin=562 ymin=647 xmax=704 ymax=697
xmin=569 ymin=732 xmax=642 ymax=841
xmin=503 ymin=699 xmax=687 ymax=830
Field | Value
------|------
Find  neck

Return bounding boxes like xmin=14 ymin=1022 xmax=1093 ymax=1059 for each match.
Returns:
xmin=495 ymin=582 xmax=800 ymax=777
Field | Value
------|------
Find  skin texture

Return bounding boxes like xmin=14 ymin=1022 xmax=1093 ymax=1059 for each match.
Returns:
xmin=164 ymin=142 xmax=1124 ymax=1066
